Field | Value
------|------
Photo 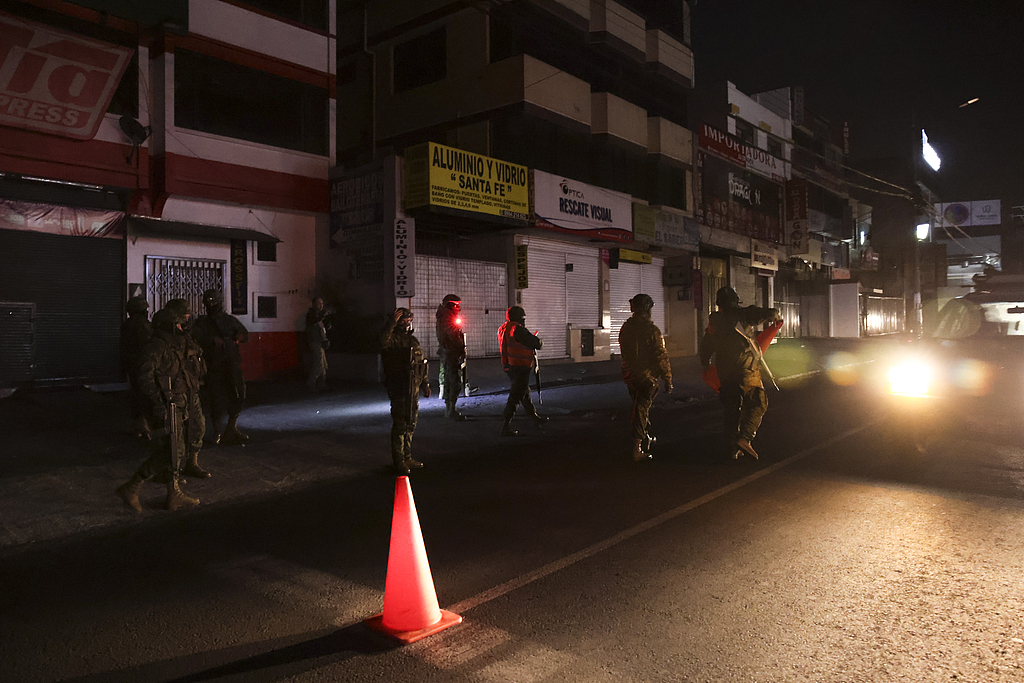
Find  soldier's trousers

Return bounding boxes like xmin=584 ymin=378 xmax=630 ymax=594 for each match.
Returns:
xmin=203 ymin=369 xmax=245 ymax=420
xmin=134 ymin=407 xmax=187 ymax=479
xmin=186 ymin=390 xmax=205 ymax=456
xmin=389 ymin=393 xmax=419 ymax=462
xmin=719 ymin=382 xmax=767 ymax=442
xmin=438 ymin=357 xmax=463 ymax=405
xmin=503 ymin=366 xmax=536 ymax=420
xmin=627 ymin=377 xmax=659 ymax=441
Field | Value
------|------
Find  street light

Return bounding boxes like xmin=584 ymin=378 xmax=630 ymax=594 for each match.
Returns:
xmin=916 ymin=222 xmax=930 ymax=241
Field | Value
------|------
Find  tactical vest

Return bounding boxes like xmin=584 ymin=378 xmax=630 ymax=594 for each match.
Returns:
xmin=498 ymin=321 xmax=534 ymax=368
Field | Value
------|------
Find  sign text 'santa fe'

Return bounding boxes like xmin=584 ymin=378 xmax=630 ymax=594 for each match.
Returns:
xmin=0 ymin=12 xmax=134 ymax=140
xmin=404 ymin=142 xmax=529 ymax=222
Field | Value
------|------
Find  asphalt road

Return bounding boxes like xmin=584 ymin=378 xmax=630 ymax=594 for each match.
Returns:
xmin=3 ymin=374 xmax=1024 ymax=682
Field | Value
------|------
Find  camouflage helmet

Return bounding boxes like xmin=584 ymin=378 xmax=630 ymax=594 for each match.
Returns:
xmin=126 ymin=296 xmax=149 ymax=314
xmin=506 ymin=305 xmax=526 ymax=323
xmin=442 ymin=294 xmax=461 ymax=309
xmin=152 ymin=307 xmax=182 ymax=332
xmin=164 ymin=298 xmax=192 ymax=320
xmin=630 ymin=293 xmax=654 ymax=312
xmin=715 ymin=286 xmax=740 ymax=309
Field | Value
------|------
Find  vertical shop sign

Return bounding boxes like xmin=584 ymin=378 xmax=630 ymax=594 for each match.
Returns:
xmin=515 ymin=244 xmax=529 ymax=289
xmin=230 ymin=239 xmax=247 ymax=315
xmin=786 ymin=178 xmax=809 ymax=254
xmin=394 ymin=218 xmax=415 ymax=298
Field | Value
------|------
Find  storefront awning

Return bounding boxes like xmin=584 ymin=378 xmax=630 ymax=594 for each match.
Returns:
xmin=128 ymin=216 xmax=280 ymax=243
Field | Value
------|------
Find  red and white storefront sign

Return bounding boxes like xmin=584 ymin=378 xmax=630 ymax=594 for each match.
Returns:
xmin=0 ymin=12 xmax=133 ymax=140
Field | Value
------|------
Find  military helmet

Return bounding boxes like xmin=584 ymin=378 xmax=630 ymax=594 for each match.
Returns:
xmin=152 ymin=307 xmax=181 ymax=332
xmin=715 ymin=286 xmax=740 ymax=309
xmin=126 ymin=296 xmax=149 ymax=314
xmin=164 ymin=298 xmax=191 ymax=317
xmin=506 ymin=305 xmax=526 ymax=323
xmin=630 ymin=293 xmax=654 ymax=312
xmin=442 ymin=294 xmax=461 ymax=309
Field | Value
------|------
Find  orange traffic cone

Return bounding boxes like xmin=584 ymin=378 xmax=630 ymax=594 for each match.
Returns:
xmin=365 ymin=476 xmax=462 ymax=643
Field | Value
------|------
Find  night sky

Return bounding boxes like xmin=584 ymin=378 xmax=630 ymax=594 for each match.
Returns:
xmin=690 ymin=0 xmax=1023 ymax=210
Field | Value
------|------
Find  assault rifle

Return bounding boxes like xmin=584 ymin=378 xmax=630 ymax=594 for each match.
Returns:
xmin=157 ymin=376 xmax=182 ymax=474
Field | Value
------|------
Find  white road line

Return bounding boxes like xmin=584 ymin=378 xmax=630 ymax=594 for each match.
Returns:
xmin=445 ymin=422 xmax=873 ymax=615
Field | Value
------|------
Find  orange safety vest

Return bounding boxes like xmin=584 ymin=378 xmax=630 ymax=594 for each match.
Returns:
xmin=497 ymin=321 xmax=534 ymax=368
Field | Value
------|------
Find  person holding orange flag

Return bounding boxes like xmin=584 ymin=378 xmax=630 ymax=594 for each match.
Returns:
xmin=699 ymin=287 xmax=782 ymax=460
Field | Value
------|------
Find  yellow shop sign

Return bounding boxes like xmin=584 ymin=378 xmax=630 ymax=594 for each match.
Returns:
xmin=405 ymin=142 xmax=529 ymax=222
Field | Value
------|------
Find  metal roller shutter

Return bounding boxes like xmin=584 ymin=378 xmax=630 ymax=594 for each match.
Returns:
xmin=609 ymin=258 xmax=665 ymax=355
xmin=520 ymin=245 xmax=568 ymax=359
xmin=564 ymin=244 xmax=600 ymax=328
xmin=0 ymin=227 xmax=124 ymax=385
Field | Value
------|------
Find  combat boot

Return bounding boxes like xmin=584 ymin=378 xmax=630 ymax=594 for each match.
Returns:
xmin=115 ymin=473 xmax=146 ymax=512
xmin=165 ymin=476 xmax=200 ymax=511
xmin=393 ymin=455 xmax=411 ymax=475
xmin=445 ymin=404 xmax=467 ymax=421
xmin=223 ymin=417 xmax=249 ymax=444
xmin=736 ymin=438 xmax=759 ymax=460
xmin=183 ymin=451 xmax=211 ymax=479
xmin=528 ymin=409 xmax=548 ymax=425
xmin=500 ymin=419 xmax=518 ymax=437
xmin=404 ymin=458 xmax=424 ymax=469
xmin=631 ymin=438 xmax=651 ymax=462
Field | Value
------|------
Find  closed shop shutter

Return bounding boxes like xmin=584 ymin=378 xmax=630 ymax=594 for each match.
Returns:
xmin=609 ymin=258 xmax=665 ymax=355
xmin=564 ymin=244 xmax=600 ymax=328
xmin=520 ymin=244 xmax=568 ymax=359
xmin=409 ymin=255 xmax=507 ymax=359
xmin=0 ymin=228 xmax=124 ymax=385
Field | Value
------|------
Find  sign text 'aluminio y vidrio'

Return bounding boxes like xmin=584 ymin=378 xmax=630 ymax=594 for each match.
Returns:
xmin=531 ymin=170 xmax=633 ymax=243
xmin=0 ymin=12 xmax=134 ymax=140
xmin=404 ymin=142 xmax=528 ymax=222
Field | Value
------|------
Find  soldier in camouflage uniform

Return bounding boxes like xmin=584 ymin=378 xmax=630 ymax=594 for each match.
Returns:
xmin=115 ymin=305 xmax=203 ymax=512
xmin=435 ymin=294 xmax=467 ymax=420
xmin=618 ymin=294 xmax=673 ymax=462
xmin=120 ymin=296 xmax=153 ymax=439
xmin=193 ymin=289 xmax=250 ymax=445
xmin=381 ymin=308 xmax=431 ymax=475
xmin=699 ymin=286 xmax=782 ymax=460
xmin=164 ymin=299 xmax=210 ymax=479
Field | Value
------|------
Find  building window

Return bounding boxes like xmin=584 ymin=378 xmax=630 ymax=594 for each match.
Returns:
xmin=175 ymin=49 xmax=328 ymax=155
xmin=393 ymin=28 xmax=446 ymax=93
xmin=256 ymin=241 xmax=277 ymax=262
xmin=236 ymin=0 xmax=328 ymax=31
xmin=767 ymin=137 xmax=783 ymax=158
xmin=256 ymin=295 xmax=277 ymax=319
xmin=734 ymin=119 xmax=755 ymax=146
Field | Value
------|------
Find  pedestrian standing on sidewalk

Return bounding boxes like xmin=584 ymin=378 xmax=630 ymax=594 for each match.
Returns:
xmin=120 ymin=296 xmax=153 ymax=440
xmin=193 ymin=289 xmax=250 ymax=445
xmin=618 ymin=293 xmax=672 ymax=462
xmin=115 ymin=305 xmax=202 ymax=512
xmin=497 ymin=305 xmax=547 ymax=436
xmin=381 ymin=307 xmax=431 ymax=475
xmin=699 ymin=286 xmax=782 ymax=460
xmin=436 ymin=294 xmax=467 ymax=420
xmin=305 ymin=296 xmax=331 ymax=392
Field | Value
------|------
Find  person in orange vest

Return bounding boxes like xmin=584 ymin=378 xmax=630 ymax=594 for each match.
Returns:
xmin=618 ymin=293 xmax=673 ymax=462
xmin=496 ymin=305 xmax=547 ymax=436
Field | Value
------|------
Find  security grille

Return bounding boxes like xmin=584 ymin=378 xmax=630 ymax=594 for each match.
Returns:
xmin=145 ymin=256 xmax=227 ymax=317
xmin=410 ymin=255 xmax=507 ymax=359
xmin=609 ymin=259 xmax=666 ymax=355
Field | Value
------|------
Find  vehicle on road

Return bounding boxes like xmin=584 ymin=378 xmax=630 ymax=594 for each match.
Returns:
xmin=883 ymin=278 xmax=1024 ymax=454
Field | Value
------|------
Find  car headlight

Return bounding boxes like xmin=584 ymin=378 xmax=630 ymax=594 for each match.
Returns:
xmin=888 ymin=360 xmax=931 ymax=397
